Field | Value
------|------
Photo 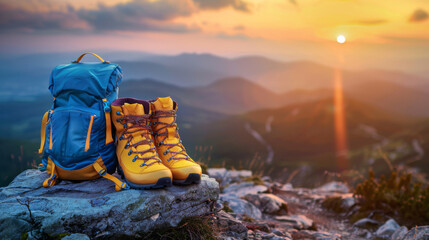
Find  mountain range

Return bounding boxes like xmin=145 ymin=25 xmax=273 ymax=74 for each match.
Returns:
xmin=1 ymin=52 xmax=428 ymax=100
xmin=1 ymin=52 xmax=429 ymax=186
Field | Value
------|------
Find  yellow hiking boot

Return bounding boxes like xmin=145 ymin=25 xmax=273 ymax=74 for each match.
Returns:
xmin=150 ymin=97 xmax=202 ymax=185
xmin=111 ymin=98 xmax=172 ymax=189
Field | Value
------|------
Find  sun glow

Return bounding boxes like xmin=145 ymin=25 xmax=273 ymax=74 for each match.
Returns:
xmin=337 ymin=35 xmax=346 ymax=44
xmin=333 ymin=68 xmax=348 ymax=170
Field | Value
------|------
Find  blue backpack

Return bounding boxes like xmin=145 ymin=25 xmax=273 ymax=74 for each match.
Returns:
xmin=38 ymin=53 xmax=129 ymax=191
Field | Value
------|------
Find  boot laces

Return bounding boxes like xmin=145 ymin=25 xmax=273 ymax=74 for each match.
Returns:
xmin=117 ymin=114 xmax=160 ymax=167
xmin=151 ymin=110 xmax=191 ymax=162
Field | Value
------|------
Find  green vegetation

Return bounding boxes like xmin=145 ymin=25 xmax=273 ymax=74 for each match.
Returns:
xmin=0 ymin=139 xmax=39 ymax=186
xmin=20 ymin=232 xmax=28 ymax=240
xmin=19 ymin=232 xmax=71 ymax=240
xmin=242 ymin=175 xmax=265 ymax=186
xmin=354 ymin=169 xmax=429 ymax=227
xmin=143 ymin=216 xmax=216 ymax=240
xmin=321 ymin=196 xmax=346 ymax=213
xmin=242 ymin=215 xmax=255 ymax=223
xmin=222 ymin=202 xmax=234 ymax=213
xmin=198 ymin=161 xmax=208 ymax=175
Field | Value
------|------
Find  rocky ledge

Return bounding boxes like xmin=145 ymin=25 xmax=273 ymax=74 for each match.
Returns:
xmin=0 ymin=170 xmax=219 ymax=239
xmin=208 ymin=168 xmax=429 ymax=240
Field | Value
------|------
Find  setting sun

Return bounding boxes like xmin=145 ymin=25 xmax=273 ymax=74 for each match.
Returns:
xmin=337 ymin=35 xmax=346 ymax=44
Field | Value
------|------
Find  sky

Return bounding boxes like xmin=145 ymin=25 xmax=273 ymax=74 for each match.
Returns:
xmin=1 ymin=0 xmax=429 ymax=75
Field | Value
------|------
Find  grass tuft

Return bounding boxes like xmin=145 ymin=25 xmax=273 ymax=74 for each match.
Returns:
xmin=143 ymin=216 xmax=217 ymax=240
xmin=354 ymin=169 xmax=429 ymax=227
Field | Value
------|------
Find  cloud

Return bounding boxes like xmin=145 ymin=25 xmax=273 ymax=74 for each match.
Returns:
xmin=381 ymin=35 xmax=429 ymax=44
xmin=288 ymin=0 xmax=298 ymax=6
xmin=409 ymin=8 xmax=428 ymax=22
xmin=216 ymin=32 xmax=261 ymax=40
xmin=0 ymin=0 xmax=250 ymax=33
xmin=194 ymin=0 xmax=250 ymax=12
xmin=233 ymin=25 xmax=246 ymax=31
xmin=76 ymin=0 xmax=198 ymax=32
xmin=351 ymin=19 xmax=388 ymax=25
xmin=0 ymin=3 xmax=89 ymax=32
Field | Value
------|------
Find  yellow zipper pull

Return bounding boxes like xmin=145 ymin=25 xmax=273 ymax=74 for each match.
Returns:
xmin=85 ymin=115 xmax=95 ymax=152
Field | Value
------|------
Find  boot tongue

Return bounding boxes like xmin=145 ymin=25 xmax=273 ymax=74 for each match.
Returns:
xmin=121 ymin=103 xmax=155 ymax=162
xmin=153 ymin=96 xmax=176 ymax=140
xmin=122 ymin=103 xmax=146 ymax=115
xmin=153 ymin=97 xmax=174 ymax=111
xmin=153 ymin=97 xmax=185 ymax=159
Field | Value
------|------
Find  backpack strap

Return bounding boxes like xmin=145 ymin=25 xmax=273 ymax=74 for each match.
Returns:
xmin=93 ymin=161 xmax=129 ymax=191
xmin=103 ymin=98 xmax=114 ymax=145
xmin=43 ymin=159 xmax=58 ymax=187
xmin=38 ymin=111 xmax=49 ymax=154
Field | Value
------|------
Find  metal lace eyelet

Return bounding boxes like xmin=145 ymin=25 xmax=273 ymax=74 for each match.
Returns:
xmin=132 ymin=156 xmax=137 ymax=162
xmin=116 ymin=119 xmax=121 ymax=122
xmin=125 ymin=143 xmax=129 ymax=148
xmin=123 ymin=124 xmax=127 ymax=128
xmin=140 ymin=163 xmax=146 ymax=167
xmin=116 ymin=111 xmax=121 ymax=115
xmin=152 ymin=122 xmax=157 ymax=125
xmin=128 ymin=149 xmax=132 ymax=155
xmin=163 ymin=150 xmax=169 ymax=155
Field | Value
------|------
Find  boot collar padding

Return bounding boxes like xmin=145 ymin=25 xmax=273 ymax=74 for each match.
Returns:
xmin=112 ymin=98 xmax=151 ymax=114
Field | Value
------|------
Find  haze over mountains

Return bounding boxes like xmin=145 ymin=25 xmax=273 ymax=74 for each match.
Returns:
xmin=1 ymin=52 xmax=428 ymax=102
xmin=1 ymin=51 xmax=429 ymax=186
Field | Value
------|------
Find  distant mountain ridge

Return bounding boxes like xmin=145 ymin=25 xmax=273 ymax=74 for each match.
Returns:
xmin=120 ymin=76 xmax=429 ymax=117
xmin=182 ymin=96 xmax=424 ymax=180
xmin=1 ymin=51 xmax=427 ymax=99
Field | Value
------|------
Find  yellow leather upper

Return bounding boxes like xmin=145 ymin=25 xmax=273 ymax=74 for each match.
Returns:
xmin=111 ymin=102 xmax=171 ymax=184
xmin=151 ymin=97 xmax=202 ymax=179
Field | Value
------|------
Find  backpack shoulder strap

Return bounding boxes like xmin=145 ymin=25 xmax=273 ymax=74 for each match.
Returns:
xmin=43 ymin=159 xmax=58 ymax=187
xmin=93 ymin=161 xmax=129 ymax=191
xmin=38 ymin=111 xmax=49 ymax=154
xmin=42 ymin=158 xmax=129 ymax=191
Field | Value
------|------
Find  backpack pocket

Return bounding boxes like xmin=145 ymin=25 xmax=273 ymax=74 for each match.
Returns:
xmin=49 ymin=107 xmax=103 ymax=168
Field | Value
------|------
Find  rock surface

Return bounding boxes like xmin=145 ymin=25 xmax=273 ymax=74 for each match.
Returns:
xmin=207 ymin=168 xmax=252 ymax=186
xmin=295 ymin=230 xmax=342 ymax=240
xmin=215 ymin=210 xmax=248 ymax=239
xmin=352 ymin=218 xmax=381 ymax=229
xmin=402 ymin=226 xmax=429 ymax=240
xmin=316 ymin=181 xmax=349 ymax=193
xmin=392 ymin=226 xmax=408 ymax=240
xmin=223 ymin=182 xmax=268 ymax=197
xmin=62 ymin=233 xmax=91 ymax=240
xmin=0 ymin=169 xmax=219 ymax=239
xmin=375 ymin=219 xmax=400 ymax=239
xmin=275 ymin=215 xmax=314 ymax=230
xmin=245 ymin=193 xmax=288 ymax=215
xmin=219 ymin=193 xmax=263 ymax=219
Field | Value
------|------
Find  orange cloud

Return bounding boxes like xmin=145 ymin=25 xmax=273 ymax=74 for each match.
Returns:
xmin=409 ymin=9 xmax=428 ymax=23
xmin=0 ymin=0 xmax=251 ymax=33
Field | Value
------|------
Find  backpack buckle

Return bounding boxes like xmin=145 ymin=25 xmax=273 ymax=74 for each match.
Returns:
xmin=98 ymin=168 xmax=107 ymax=176
xmin=103 ymin=101 xmax=111 ymax=112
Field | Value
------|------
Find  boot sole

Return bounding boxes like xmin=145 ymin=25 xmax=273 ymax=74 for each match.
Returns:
xmin=173 ymin=173 xmax=201 ymax=185
xmin=117 ymin=164 xmax=172 ymax=190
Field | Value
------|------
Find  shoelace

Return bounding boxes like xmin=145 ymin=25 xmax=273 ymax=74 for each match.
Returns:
xmin=151 ymin=110 xmax=191 ymax=162
xmin=117 ymin=114 xmax=160 ymax=167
